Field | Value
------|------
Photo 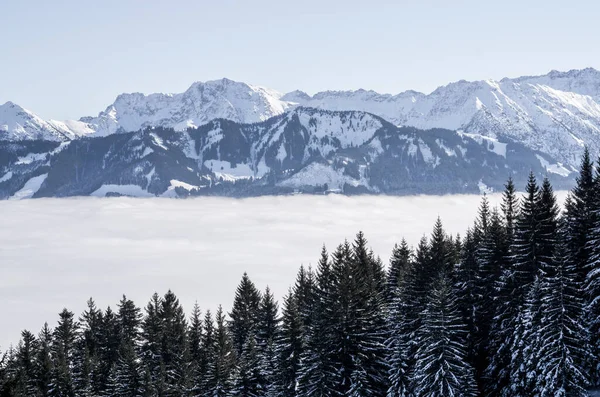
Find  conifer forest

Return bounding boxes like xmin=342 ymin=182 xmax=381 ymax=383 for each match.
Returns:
xmin=4 ymin=149 xmax=600 ymax=397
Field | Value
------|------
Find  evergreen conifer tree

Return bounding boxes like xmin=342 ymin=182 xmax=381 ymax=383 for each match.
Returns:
xmin=585 ymin=155 xmax=600 ymax=385
xmin=229 ymin=273 xmax=262 ymax=357
xmin=484 ymin=177 xmax=521 ymax=395
xmin=297 ymin=245 xmax=340 ymax=397
xmin=386 ymin=244 xmax=415 ymax=397
xmin=411 ymin=271 xmax=477 ymax=397
xmin=256 ymin=287 xmax=280 ymax=396
xmin=535 ymin=228 xmax=591 ymax=396
xmin=275 ymin=291 xmax=303 ymax=397
xmin=49 ymin=309 xmax=78 ymax=397
xmin=386 ymin=240 xmax=412 ymax=303
xmin=208 ymin=305 xmax=235 ymax=397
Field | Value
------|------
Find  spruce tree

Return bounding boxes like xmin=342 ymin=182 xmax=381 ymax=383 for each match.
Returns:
xmin=229 ymin=273 xmax=262 ymax=357
xmin=73 ymin=298 xmax=102 ymax=396
xmin=411 ymin=271 xmax=477 ymax=397
xmin=197 ymin=310 xmax=215 ymax=396
xmin=507 ymin=177 xmax=560 ymax=396
xmin=275 ymin=291 xmax=303 ymax=397
xmin=386 ymin=244 xmax=415 ymax=397
xmin=386 ymin=240 xmax=412 ymax=303
xmin=484 ymin=177 xmax=521 ymax=395
xmin=97 ymin=306 xmax=121 ymax=392
xmin=140 ymin=293 xmax=164 ymax=395
xmin=159 ymin=290 xmax=189 ymax=396
xmin=105 ymin=341 xmax=141 ymax=397
xmin=37 ymin=322 xmax=54 ymax=397
xmin=535 ymin=229 xmax=591 ymax=396
xmin=256 ymin=287 xmax=280 ymax=396
xmin=231 ymin=332 xmax=262 ymax=397
xmin=208 ymin=305 xmax=235 ymax=397
xmin=293 ymin=265 xmax=315 ymax=336
xmin=50 ymin=308 xmax=78 ymax=397
xmin=474 ymin=207 xmax=507 ymax=388
xmin=350 ymin=232 xmax=389 ymax=396
xmin=585 ymin=155 xmax=600 ymax=385
xmin=297 ymin=245 xmax=340 ymax=397
xmin=188 ymin=302 xmax=204 ymax=396
xmin=13 ymin=330 xmax=40 ymax=396
xmin=105 ymin=295 xmax=143 ymax=397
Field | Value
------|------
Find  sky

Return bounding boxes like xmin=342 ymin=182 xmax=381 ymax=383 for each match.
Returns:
xmin=0 ymin=192 xmax=569 ymax=349
xmin=1 ymin=0 xmax=599 ymax=120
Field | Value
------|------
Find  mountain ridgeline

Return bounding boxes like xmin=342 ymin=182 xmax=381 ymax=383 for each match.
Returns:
xmin=0 ymin=108 xmax=574 ymax=199
xmin=3 ymin=158 xmax=600 ymax=396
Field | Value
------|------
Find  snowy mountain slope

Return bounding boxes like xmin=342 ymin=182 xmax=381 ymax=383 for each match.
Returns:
xmin=0 ymin=101 xmax=92 ymax=141
xmin=3 ymin=68 xmax=600 ymax=171
xmin=79 ymin=78 xmax=294 ymax=136
xmin=0 ymin=108 xmax=574 ymax=199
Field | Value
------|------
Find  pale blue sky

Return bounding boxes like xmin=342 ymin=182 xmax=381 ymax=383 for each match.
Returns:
xmin=1 ymin=0 xmax=599 ymax=120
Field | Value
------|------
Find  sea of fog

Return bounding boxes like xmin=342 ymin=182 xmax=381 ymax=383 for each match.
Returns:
xmin=0 ymin=192 xmax=569 ymax=349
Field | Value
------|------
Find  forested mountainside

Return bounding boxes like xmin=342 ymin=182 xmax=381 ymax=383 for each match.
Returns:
xmin=2 ymin=150 xmax=600 ymax=396
xmin=0 ymin=108 xmax=574 ymax=199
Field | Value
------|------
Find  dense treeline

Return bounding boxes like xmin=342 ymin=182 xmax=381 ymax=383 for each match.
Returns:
xmin=2 ymin=149 xmax=600 ymax=396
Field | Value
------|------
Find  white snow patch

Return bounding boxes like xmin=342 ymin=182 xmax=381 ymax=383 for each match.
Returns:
xmin=0 ymin=171 xmax=13 ymax=183
xmin=478 ymin=180 xmax=494 ymax=194
xmin=10 ymin=174 xmax=48 ymax=200
xmin=162 ymin=180 xmax=200 ymax=197
xmin=276 ymin=144 xmax=287 ymax=162
xmin=142 ymin=147 xmax=154 ymax=157
xmin=460 ymin=132 xmax=507 ymax=158
xmin=436 ymin=139 xmax=456 ymax=157
xmin=278 ymin=163 xmax=368 ymax=191
xmin=535 ymin=154 xmax=573 ymax=177
xmin=91 ymin=184 xmax=154 ymax=198
xmin=15 ymin=152 xmax=48 ymax=165
xmin=150 ymin=133 xmax=168 ymax=150
xmin=369 ymin=138 xmax=385 ymax=155
xmin=145 ymin=167 xmax=156 ymax=187
xmin=204 ymin=160 xmax=254 ymax=180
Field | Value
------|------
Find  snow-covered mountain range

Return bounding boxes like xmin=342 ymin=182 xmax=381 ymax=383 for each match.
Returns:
xmin=0 ymin=107 xmax=573 ymax=199
xmin=2 ymin=68 xmax=600 ymax=170
xmin=0 ymin=68 xmax=598 ymax=198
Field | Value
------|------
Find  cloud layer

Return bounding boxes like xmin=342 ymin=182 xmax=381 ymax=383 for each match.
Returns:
xmin=0 ymin=193 xmax=568 ymax=348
